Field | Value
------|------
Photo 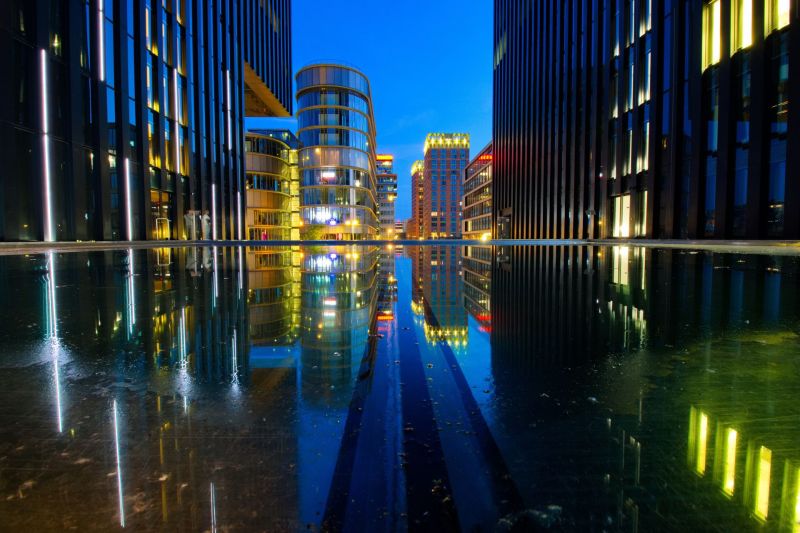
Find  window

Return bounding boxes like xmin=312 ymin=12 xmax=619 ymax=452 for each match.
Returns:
xmin=765 ymin=0 xmax=791 ymax=34
xmin=732 ymin=0 xmax=754 ymax=52
xmin=702 ymin=0 xmax=722 ymax=70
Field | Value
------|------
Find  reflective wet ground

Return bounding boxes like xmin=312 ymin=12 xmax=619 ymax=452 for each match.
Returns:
xmin=0 ymin=244 xmax=798 ymax=531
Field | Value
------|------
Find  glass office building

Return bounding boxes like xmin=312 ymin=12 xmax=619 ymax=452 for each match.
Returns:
xmin=422 ymin=133 xmax=469 ymax=239
xmin=408 ymin=160 xmax=424 ymax=239
xmin=376 ymin=154 xmax=397 ymax=238
xmin=0 ymin=0 xmax=292 ymax=242
xmin=462 ymin=143 xmax=492 ymax=240
xmin=295 ymin=64 xmax=379 ymax=240
xmin=245 ymin=130 xmax=300 ymax=241
xmin=494 ymin=0 xmax=799 ymax=240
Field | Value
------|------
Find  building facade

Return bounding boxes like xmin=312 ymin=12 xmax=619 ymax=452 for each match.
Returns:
xmin=493 ymin=0 xmax=799 ymax=240
xmin=408 ymin=160 xmax=424 ymax=239
xmin=245 ymin=129 xmax=300 ymax=241
xmin=376 ymin=154 xmax=397 ymax=238
xmin=0 ymin=0 xmax=292 ymax=242
xmin=463 ymin=142 xmax=493 ymax=239
xmin=422 ymin=133 xmax=470 ymax=239
xmin=295 ymin=64 xmax=379 ymax=240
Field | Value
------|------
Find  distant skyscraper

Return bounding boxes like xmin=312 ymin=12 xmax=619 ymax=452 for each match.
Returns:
xmin=408 ymin=160 xmax=425 ymax=239
xmin=376 ymin=154 xmax=398 ymax=238
xmin=422 ymin=134 xmax=470 ymax=239
xmin=0 ymin=0 xmax=292 ymax=242
xmin=462 ymin=143 xmax=492 ymax=239
xmin=245 ymin=130 xmax=300 ymax=241
xmin=494 ymin=0 xmax=799 ymax=239
xmin=295 ymin=64 xmax=379 ymax=240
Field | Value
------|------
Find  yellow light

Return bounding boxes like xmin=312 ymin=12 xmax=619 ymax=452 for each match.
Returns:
xmin=480 ymin=232 xmax=490 ymax=242
xmin=723 ymin=428 xmax=737 ymax=496
xmin=755 ymin=446 xmax=772 ymax=520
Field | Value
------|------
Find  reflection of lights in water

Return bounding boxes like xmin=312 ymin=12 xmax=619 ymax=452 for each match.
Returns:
xmin=46 ymin=252 xmax=62 ymax=433
xmin=231 ymin=329 xmax=239 ymax=384
xmin=179 ymin=307 xmax=187 ymax=370
xmin=237 ymin=247 xmax=243 ymax=292
xmin=212 ymin=247 xmax=219 ymax=303
xmin=210 ymin=482 xmax=217 ymax=532
xmin=113 ymin=399 xmax=125 ymax=527
xmin=126 ymin=249 xmax=136 ymax=337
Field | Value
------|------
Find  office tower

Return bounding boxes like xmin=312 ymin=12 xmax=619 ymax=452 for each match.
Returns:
xmin=295 ymin=64 xmax=379 ymax=240
xmin=421 ymin=245 xmax=467 ymax=348
xmin=408 ymin=160 xmax=425 ymax=239
xmin=376 ymin=154 xmax=398 ymax=238
xmin=493 ymin=0 xmax=799 ymax=240
xmin=245 ymin=129 xmax=300 ymax=241
xmin=462 ymin=143 xmax=493 ymax=239
xmin=0 ymin=0 xmax=292 ymax=242
xmin=423 ymin=134 xmax=470 ymax=239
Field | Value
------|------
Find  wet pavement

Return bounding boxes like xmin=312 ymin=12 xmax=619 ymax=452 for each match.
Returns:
xmin=0 ymin=244 xmax=798 ymax=531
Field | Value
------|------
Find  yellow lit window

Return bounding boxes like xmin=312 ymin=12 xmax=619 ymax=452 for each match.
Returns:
xmin=703 ymin=0 xmax=722 ymax=70
xmin=766 ymin=0 xmax=792 ymax=34
xmin=755 ymin=446 xmax=772 ymax=520
xmin=732 ymin=0 xmax=754 ymax=52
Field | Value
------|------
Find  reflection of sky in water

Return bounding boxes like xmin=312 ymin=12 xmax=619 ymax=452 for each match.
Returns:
xmin=0 ymin=246 xmax=799 ymax=531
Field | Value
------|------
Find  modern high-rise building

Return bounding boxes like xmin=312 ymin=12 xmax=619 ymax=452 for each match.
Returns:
xmin=376 ymin=154 xmax=398 ymax=238
xmin=295 ymin=64 xmax=379 ymax=240
xmin=462 ymin=143 xmax=492 ymax=240
xmin=245 ymin=129 xmax=300 ymax=241
xmin=422 ymin=134 xmax=470 ymax=239
xmin=493 ymin=0 xmax=799 ymax=240
xmin=0 ymin=0 xmax=292 ymax=242
xmin=408 ymin=160 xmax=425 ymax=239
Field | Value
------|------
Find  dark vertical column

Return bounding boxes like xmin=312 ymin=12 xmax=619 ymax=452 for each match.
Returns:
xmin=784 ymin=2 xmax=800 ymax=238
xmin=648 ymin=0 xmax=663 ymax=238
xmin=746 ymin=1 xmax=767 ymax=238
xmin=714 ymin=1 xmax=733 ymax=238
xmin=686 ymin=0 xmax=703 ymax=238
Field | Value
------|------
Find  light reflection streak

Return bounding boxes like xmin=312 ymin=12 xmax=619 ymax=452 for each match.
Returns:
xmin=210 ymin=482 xmax=217 ymax=532
xmin=126 ymin=249 xmax=136 ymax=337
xmin=213 ymin=247 xmax=219 ymax=302
xmin=231 ymin=328 xmax=238 ymax=384
xmin=46 ymin=252 xmax=62 ymax=433
xmin=113 ymin=399 xmax=125 ymax=527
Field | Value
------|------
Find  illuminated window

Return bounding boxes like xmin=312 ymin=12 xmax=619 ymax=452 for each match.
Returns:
xmin=766 ymin=0 xmax=792 ymax=34
xmin=703 ymin=0 xmax=722 ymax=70
xmin=613 ymin=194 xmax=631 ymax=238
xmin=732 ymin=0 xmax=754 ymax=52
xmin=688 ymin=407 xmax=709 ymax=475
xmin=714 ymin=426 xmax=738 ymax=496
xmin=754 ymin=446 xmax=773 ymax=519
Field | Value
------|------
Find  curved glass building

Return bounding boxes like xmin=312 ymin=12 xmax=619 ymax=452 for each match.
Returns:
xmin=295 ymin=65 xmax=379 ymax=240
xmin=245 ymin=130 xmax=300 ymax=241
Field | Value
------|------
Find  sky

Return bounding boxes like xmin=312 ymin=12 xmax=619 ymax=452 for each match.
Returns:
xmin=245 ymin=0 xmax=493 ymax=221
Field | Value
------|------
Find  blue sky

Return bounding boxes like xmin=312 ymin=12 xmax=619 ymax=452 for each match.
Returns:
xmin=245 ymin=0 xmax=493 ymax=221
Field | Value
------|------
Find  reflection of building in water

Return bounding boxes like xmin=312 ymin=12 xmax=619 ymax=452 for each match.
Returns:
xmin=419 ymin=246 xmax=467 ymax=348
xmin=462 ymin=245 xmax=492 ymax=332
xmin=299 ymin=247 xmax=380 ymax=405
xmin=378 ymin=247 xmax=397 ymax=322
xmin=245 ymin=130 xmax=301 ymax=241
xmin=247 ymin=247 xmax=300 ymax=346
xmin=489 ymin=245 xmax=800 ymax=531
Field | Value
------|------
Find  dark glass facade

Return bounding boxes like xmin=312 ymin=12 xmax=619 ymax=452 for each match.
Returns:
xmin=0 ymin=0 xmax=292 ymax=242
xmin=493 ymin=0 xmax=799 ymax=240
